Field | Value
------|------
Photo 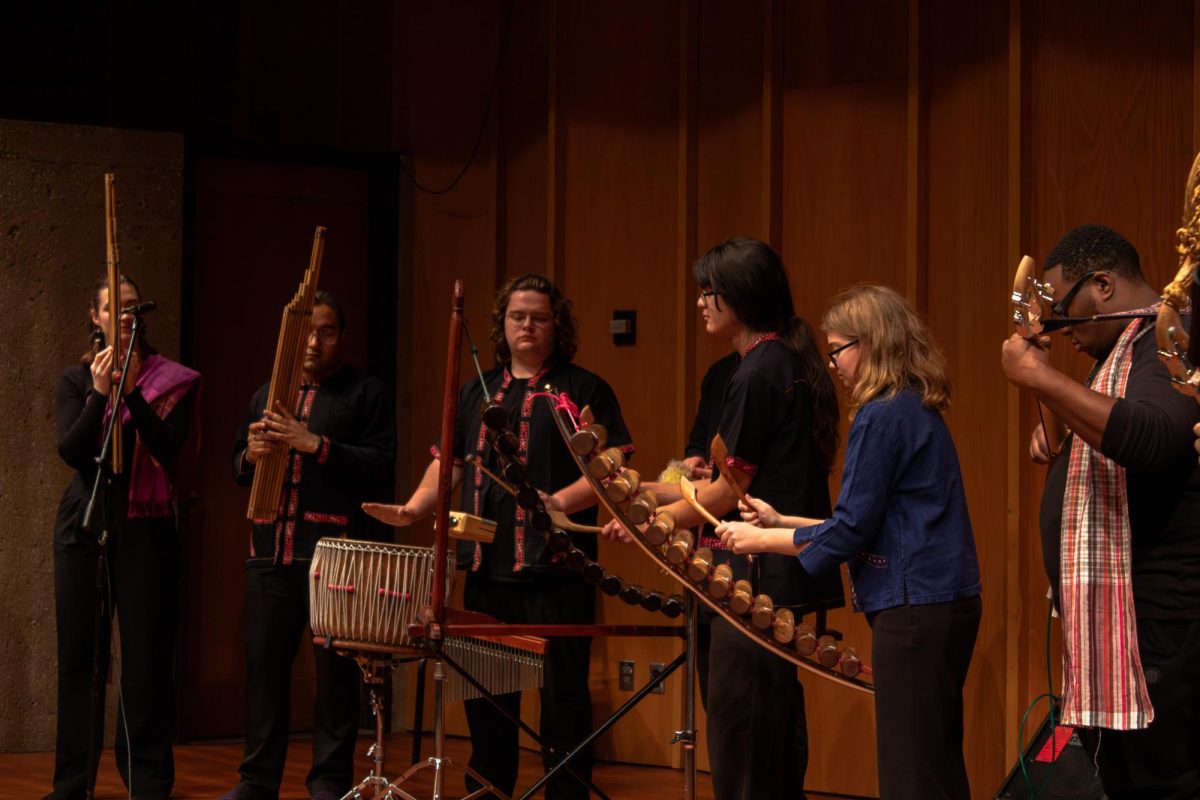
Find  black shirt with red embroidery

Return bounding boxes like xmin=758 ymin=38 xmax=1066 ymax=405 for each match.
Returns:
xmin=446 ymin=360 xmax=633 ymax=580
xmin=706 ymin=337 xmax=845 ymax=611
xmin=234 ymin=364 xmax=396 ymax=564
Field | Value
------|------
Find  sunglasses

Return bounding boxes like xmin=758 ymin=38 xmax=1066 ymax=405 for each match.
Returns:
xmin=1051 ymin=271 xmax=1097 ymax=317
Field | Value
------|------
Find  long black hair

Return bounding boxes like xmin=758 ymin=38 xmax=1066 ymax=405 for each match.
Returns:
xmin=693 ymin=237 xmax=840 ymax=472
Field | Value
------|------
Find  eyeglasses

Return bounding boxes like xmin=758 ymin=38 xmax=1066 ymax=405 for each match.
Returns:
xmin=308 ymin=327 xmax=339 ymax=345
xmin=827 ymin=339 xmax=859 ymax=366
xmin=506 ymin=311 xmax=554 ymax=327
xmin=698 ymin=289 xmax=721 ymax=309
xmin=1050 ymin=271 xmax=1097 ymax=317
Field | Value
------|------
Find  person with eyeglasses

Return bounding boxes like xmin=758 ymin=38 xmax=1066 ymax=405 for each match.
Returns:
xmin=222 ymin=289 xmax=396 ymax=800
xmin=719 ymin=283 xmax=981 ymax=800
xmin=1002 ymin=224 xmax=1200 ymax=799
xmin=601 ymin=238 xmax=844 ymax=800
xmin=365 ymin=273 xmax=633 ymax=800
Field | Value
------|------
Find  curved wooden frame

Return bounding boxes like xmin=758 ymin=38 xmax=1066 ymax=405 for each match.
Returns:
xmin=545 ymin=400 xmax=873 ymax=695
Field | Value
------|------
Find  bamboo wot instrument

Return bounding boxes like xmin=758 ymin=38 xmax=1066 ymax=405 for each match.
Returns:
xmin=247 ymin=226 xmax=328 ymax=521
xmin=104 ymin=174 xmax=123 ymax=474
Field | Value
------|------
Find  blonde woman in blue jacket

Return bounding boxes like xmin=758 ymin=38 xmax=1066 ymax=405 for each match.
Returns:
xmin=718 ymin=284 xmax=981 ymax=800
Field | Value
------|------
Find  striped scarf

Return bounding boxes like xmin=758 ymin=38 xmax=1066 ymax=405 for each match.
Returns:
xmin=1058 ymin=316 xmax=1153 ymax=730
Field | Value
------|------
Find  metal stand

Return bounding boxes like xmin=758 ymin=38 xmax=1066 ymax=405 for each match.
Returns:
xmin=81 ymin=313 xmax=146 ymax=800
xmin=671 ymin=592 xmax=699 ymax=800
xmin=386 ymin=656 xmax=505 ymax=800
xmin=339 ymin=658 xmax=404 ymax=800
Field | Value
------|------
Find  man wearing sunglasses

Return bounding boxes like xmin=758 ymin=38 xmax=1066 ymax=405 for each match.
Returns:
xmin=1001 ymin=224 xmax=1200 ymax=799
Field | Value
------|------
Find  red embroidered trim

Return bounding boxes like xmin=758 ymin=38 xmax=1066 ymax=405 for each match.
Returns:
xmin=511 ymin=367 xmax=549 ymax=574
xmin=514 ymin=418 xmax=531 ymax=571
xmin=316 ymin=435 xmax=331 ymax=464
xmin=283 ymin=519 xmax=295 ymax=565
xmin=429 ymin=444 xmax=463 ymax=467
xmin=471 ymin=371 xmax=514 ymax=572
xmin=740 ymin=331 xmax=780 ymax=357
xmin=618 ymin=443 xmax=636 ymax=456
xmin=303 ymin=511 xmax=349 ymax=526
xmin=300 ymin=382 xmax=318 ymax=417
xmin=248 ymin=531 xmax=256 ymax=558
xmin=724 ymin=454 xmax=759 ymax=477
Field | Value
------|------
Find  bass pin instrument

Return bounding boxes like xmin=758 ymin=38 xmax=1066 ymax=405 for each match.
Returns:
xmin=1156 ymin=150 xmax=1200 ymax=398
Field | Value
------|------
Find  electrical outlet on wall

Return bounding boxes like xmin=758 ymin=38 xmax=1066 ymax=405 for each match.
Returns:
xmin=619 ymin=660 xmax=635 ymax=691
xmin=648 ymin=662 xmax=666 ymax=694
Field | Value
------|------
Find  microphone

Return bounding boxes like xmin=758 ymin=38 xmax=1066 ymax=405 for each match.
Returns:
xmin=123 ymin=301 xmax=158 ymax=316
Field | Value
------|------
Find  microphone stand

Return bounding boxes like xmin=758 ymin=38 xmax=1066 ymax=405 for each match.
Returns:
xmin=80 ymin=311 xmax=145 ymax=800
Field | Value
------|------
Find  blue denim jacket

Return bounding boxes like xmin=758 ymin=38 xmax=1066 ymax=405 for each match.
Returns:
xmin=795 ymin=390 xmax=981 ymax=613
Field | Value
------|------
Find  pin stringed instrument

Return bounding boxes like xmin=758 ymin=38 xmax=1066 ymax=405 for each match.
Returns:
xmin=1157 ymin=150 xmax=1200 ymax=399
xmin=247 ymin=226 xmax=328 ymax=521
xmin=104 ymin=174 xmax=123 ymax=473
xmin=1011 ymin=254 xmax=1068 ymax=456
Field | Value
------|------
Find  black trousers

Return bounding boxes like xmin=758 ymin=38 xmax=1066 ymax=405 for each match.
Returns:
xmin=868 ymin=595 xmax=981 ymax=800
xmin=49 ymin=523 xmax=179 ymax=800
xmin=703 ymin=615 xmax=809 ymax=800
xmin=1079 ymin=617 xmax=1200 ymax=799
xmin=462 ymin=573 xmax=596 ymax=800
xmin=233 ymin=561 xmax=361 ymax=800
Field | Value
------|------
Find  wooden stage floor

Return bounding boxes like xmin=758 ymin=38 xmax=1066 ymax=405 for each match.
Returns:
xmin=3 ymin=731 xmax=864 ymax=798
xmin=2 ymin=731 xmax=720 ymax=800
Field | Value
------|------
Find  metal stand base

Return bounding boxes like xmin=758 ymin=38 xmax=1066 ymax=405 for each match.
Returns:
xmin=341 ymin=656 xmax=508 ymax=800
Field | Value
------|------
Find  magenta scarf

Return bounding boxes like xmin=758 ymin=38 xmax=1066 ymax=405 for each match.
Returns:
xmin=102 ymin=354 xmax=202 ymax=519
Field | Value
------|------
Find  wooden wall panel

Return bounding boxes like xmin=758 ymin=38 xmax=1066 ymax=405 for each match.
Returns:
xmin=184 ymin=157 xmax=372 ymax=738
xmin=780 ymin=1 xmax=907 ymax=795
xmin=396 ymin=0 xmax=504 ymax=553
xmin=693 ymin=0 xmax=768 ymax=388
xmin=556 ymin=0 xmax=687 ymax=766
xmin=1012 ymin=0 xmax=1195 ymax=783
xmin=688 ymin=0 xmax=771 ymax=772
xmin=394 ymin=0 xmax=1200 ymax=794
xmin=923 ymin=0 xmax=1010 ymax=788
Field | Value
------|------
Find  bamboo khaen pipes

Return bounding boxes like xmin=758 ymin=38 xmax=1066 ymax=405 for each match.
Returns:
xmin=104 ymin=174 xmax=123 ymax=474
xmin=247 ymin=226 xmax=328 ymax=521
